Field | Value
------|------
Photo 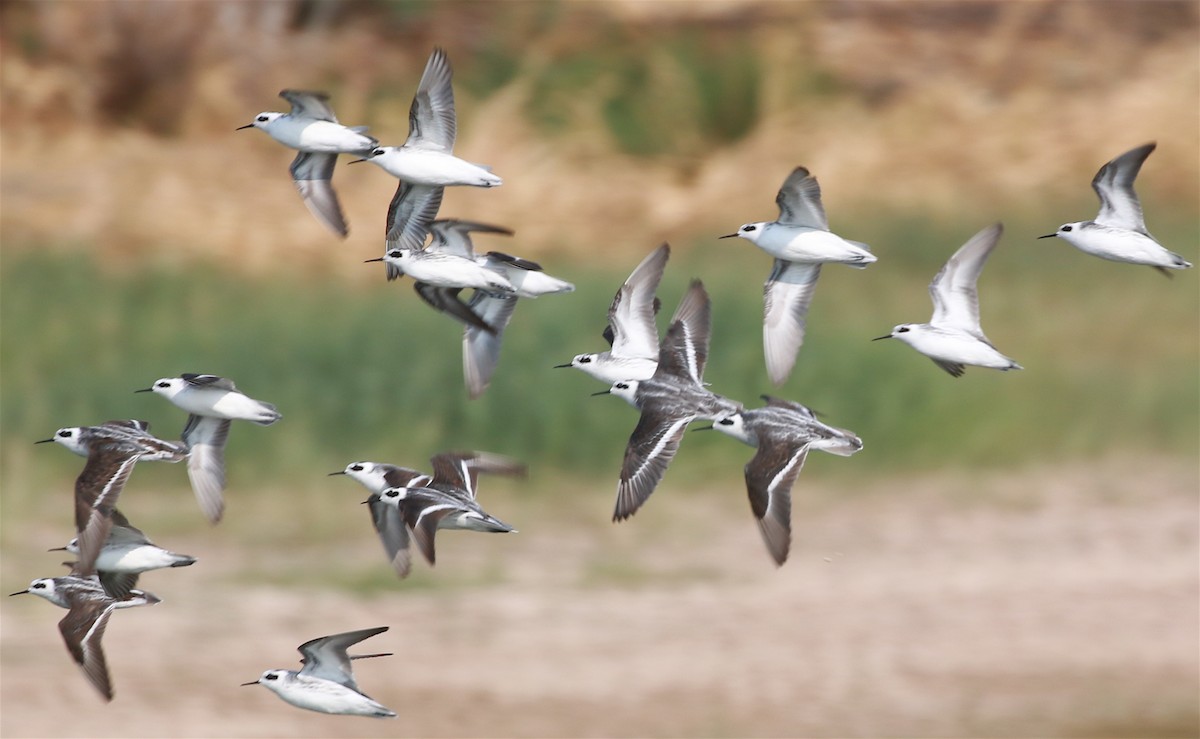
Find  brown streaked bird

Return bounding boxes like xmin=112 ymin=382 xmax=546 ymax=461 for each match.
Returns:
xmin=37 ymin=421 xmax=187 ymax=573
xmin=9 ymin=565 xmax=161 ymax=701
xmin=703 ymin=396 xmax=863 ymax=565
xmin=597 ymin=280 xmax=743 ymax=522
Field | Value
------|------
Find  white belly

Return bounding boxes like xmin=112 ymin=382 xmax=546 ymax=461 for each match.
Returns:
xmin=377 ymin=148 xmax=502 ymax=187
xmin=755 ymin=226 xmax=875 ymax=265
xmin=269 ymin=119 xmax=374 ymax=153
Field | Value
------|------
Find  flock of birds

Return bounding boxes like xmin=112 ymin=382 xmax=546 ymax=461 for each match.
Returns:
xmin=11 ymin=46 xmax=1192 ymax=718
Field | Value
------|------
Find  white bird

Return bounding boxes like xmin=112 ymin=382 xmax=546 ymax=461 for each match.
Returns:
xmin=721 ymin=167 xmax=876 ymax=385
xmin=10 ymin=567 xmax=161 ymax=702
xmin=51 ymin=512 xmax=196 ymax=600
xmin=557 ymin=243 xmax=669 ymax=384
xmin=370 ymin=246 xmax=515 ymax=293
xmin=242 ymin=627 xmax=396 ymax=718
xmin=1039 ymin=142 xmax=1191 ymax=275
xmin=238 ymin=89 xmax=377 ymax=238
xmin=705 ymin=396 xmax=862 ymax=565
xmin=873 ymin=223 xmax=1022 ymax=377
xmin=137 ymin=374 xmax=281 ymax=522
xmin=415 ymin=220 xmax=573 ymax=398
xmin=598 ymin=280 xmax=742 ymax=521
xmin=356 ymin=48 xmax=502 ymax=264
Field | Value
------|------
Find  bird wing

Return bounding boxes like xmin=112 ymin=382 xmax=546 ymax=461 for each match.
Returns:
xmin=607 ymin=243 xmax=668 ymax=359
xmin=297 ymin=626 xmax=390 ymax=692
xmin=463 ymin=292 xmax=520 ymax=399
xmin=384 ymin=182 xmax=444 ymax=266
xmin=279 ymin=89 xmax=338 ymax=122
xmin=929 ymin=223 xmax=1003 ymax=332
xmin=763 ymin=260 xmax=821 ymax=386
xmin=366 ymin=495 xmax=412 ymax=579
xmin=181 ymin=415 xmax=230 ymax=524
xmin=181 ymin=374 xmax=237 ymax=391
xmin=289 ymin=151 xmax=349 ymax=238
xmin=1092 ymin=142 xmax=1155 ymax=232
xmin=413 ymin=282 xmax=496 ymax=333
xmin=74 ymin=446 xmax=142 ymax=573
xmin=614 ymin=411 xmax=694 ymax=521
xmin=406 ymin=48 xmax=456 ymax=151
xmin=59 ymin=599 xmax=116 ymax=701
xmin=775 ymin=167 xmax=829 ymax=230
xmin=744 ymin=443 xmax=809 ymax=566
xmin=428 ymin=219 xmax=512 ymax=258
xmin=653 ymin=280 xmax=710 ymax=386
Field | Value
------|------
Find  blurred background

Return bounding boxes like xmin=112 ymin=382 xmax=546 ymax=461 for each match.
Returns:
xmin=1 ymin=1 xmax=1197 ymax=737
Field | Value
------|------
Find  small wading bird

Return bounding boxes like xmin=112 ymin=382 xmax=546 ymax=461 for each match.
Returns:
xmin=701 ymin=397 xmax=863 ymax=565
xmin=238 ymin=89 xmax=377 ymax=237
xmin=873 ymin=223 xmax=1022 ymax=377
xmin=10 ymin=565 xmax=161 ymax=701
xmin=598 ymin=280 xmax=743 ymax=521
xmin=557 ymin=242 xmax=669 ymax=384
xmin=356 ymin=48 xmax=502 ymax=276
xmin=137 ymin=374 xmax=282 ymax=523
xmin=721 ymin=167 xmax=876 ymax=386
xmin=1039 ymin=142 xmax=1191 ymax=275
xmin=242 ymin=627 xmax=396 ymax=718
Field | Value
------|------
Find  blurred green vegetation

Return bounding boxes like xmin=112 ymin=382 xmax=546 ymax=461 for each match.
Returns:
xmin=2 ymin=215 xmax=1196 ymax=514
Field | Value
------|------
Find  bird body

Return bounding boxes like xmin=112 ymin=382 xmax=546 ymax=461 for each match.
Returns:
xmin=875 ymin=223 xmax=1021 ymax=377
xmin=10 ymin=570 xmax=160 ymax=701
xmin=603 ymin=280 xmax=742 ymax=521
xmin=238 ymin=89 xmax=376 ymax=237
xmin=721 ymin=167 xmax=875 ymax=385
xmin=244 ymin=627 xmax=396 ymax=718
xmin=1040 ymin=142 xmax=1191 ymax=273
xmin=559 ymin=243 xmax=669 ymax=384
xmin=709 ymin=396 xmax=862 ymax=565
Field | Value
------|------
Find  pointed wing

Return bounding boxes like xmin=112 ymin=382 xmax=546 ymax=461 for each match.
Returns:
xmin=380 ymin=466 xmax=431 ymax=490
xmin=427 ymin=450 xmax=522 ymax=500
xmin=485 ymin=251 xmax=542 ymax=272
xmin=279 ymin=89 xmax=338 ymax=122
xmin=614 ymin=411 xmax=694 ymax=521
xmin=463 ymin=292 xmax=519 ymax=399
xmin=760 ymin=395 xmax=821 ymax=421
xmin=405 ymin=499 xmax=459 ymax=565
xmin=608 ymin=243 xmax=669 ymax=359
xmin=98 ymin=572 xmax=140 ymax=601
xmin=763 ymin=260 xmax=821 ymax=386
xmin=289 ymin=151 xmax=348 ymax=238
xmin=366 ymin=495 xmax=412 ymax=578
xmin=406 ymin=48 xmax=456 ymax=151
xmin=775 ymin=167 xmax=828 ymax=230
xmin=384 ymin=182 xmax=444 ymax=265
xmin=428 ymin=219 xmax=512 ymax=258
xmin=59 ymin=600 xmax=115 ymax=701
xmin=932 ymin=358 xmax=966 ymax=377
xmin=1092 ymin=142 xmax=1154 ymax=231
xmin=653 ymin=280 xmax=710 ymax=386
xmin=744 ymin=444 xmax=808 ymax=566
xmin=297 ymin=626 xmax=390 ymax=691
xmin=929 ymin=223 xmax=1003 ymax=332
xmin=413 ymin=282 xmax=495 ymax=333
xmin=100 ymin=419 xmax=153 ymax=434
xmin=74 ymin=447 xmax=142 ymax=573
xmin=182 ymin=415 xmax=230 ymax=524
xmin=181 ymin=374 xmax=237 ymax=391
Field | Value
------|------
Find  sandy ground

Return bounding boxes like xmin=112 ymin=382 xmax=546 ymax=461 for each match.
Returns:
xmin=2 ymin=457 xmax=1197 ymax=738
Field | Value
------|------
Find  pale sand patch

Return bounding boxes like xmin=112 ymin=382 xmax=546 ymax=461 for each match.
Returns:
xmin=2 ymin=458 xmax=1196 ymax=737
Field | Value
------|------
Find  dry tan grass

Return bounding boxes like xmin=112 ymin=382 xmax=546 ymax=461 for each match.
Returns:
xmin=1 ymin=1 xmax=1196 ymax=273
